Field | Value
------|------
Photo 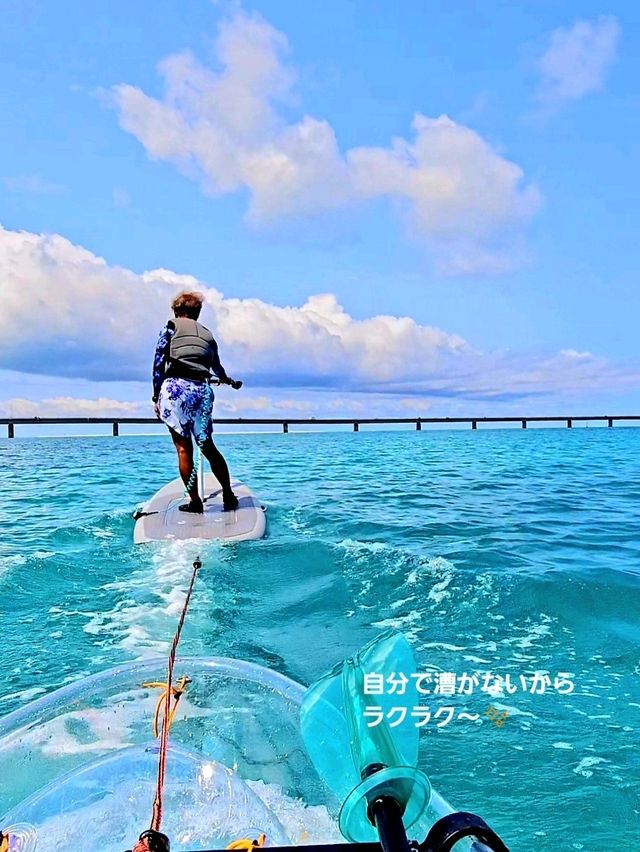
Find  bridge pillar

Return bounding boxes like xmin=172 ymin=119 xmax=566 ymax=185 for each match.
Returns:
xmin=8 ymin=423 xmax=15 ymax=438
xmin=112 ymin=422 xmax=119 ymax=436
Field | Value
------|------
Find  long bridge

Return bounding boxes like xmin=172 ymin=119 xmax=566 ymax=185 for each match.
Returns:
xmin=1 ymin=415 xmax=639 ymax=438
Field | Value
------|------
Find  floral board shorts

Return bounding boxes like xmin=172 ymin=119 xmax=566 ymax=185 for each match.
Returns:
xmin=158 ymin=377 xmax=214 ymax=440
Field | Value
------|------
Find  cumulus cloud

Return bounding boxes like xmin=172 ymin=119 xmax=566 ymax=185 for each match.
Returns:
xmin=0 ymin=226 xmax=173 ymax=381
xmin=349 ymin=114 xmax=539 ymax=274
xmin=536 ymin=16 xmax=620 ymax=111
xmin=1 ymin=223 xmax=638 ymax=408
xmin=112 ymin=11 xmax=540 ymax=274
xmin=0 ymin=223 xmax=466 ymax=390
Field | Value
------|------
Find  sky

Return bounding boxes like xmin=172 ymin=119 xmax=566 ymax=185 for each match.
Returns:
xmin=1 ymin=0 xmax=639 ymax=422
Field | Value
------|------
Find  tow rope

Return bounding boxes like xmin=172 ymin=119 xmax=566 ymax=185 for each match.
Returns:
xmin=125 ymin=554 xmax=269 ymax=852
xmin=129 ymin=557 xmax=202 ymax=852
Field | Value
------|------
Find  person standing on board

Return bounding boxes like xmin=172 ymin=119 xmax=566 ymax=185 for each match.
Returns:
xmin=152 ymin=291 xmax=242 ymax=513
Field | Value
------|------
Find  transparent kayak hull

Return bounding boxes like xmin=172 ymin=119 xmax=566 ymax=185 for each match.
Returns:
xmin=0 ymin=657 xmax=459 ymax=851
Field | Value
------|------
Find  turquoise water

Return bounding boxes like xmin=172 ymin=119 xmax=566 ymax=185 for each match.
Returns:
xmin=1 ymin=428 xmax=639 ymax=849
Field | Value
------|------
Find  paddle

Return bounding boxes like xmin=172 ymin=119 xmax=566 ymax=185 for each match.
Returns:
xmin=300 ymin=631 xmax=432 ymax=849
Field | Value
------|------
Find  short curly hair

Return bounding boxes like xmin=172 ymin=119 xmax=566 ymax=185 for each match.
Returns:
xmin=171 ymin=290 xmax=204 ymax=319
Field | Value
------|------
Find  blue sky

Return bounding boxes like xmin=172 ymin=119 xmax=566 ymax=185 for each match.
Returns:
xmin=1 ymin=0 xmax=639 ymax=420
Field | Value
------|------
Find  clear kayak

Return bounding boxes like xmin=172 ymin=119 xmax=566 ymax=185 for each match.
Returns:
xmin=0 ymin=637 xmax=507 ymax=851
xmin=0 ymin=631 xmax=508 ymax=852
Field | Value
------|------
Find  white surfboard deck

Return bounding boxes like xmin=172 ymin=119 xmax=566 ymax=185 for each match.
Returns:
xmin=133 ymin=474 xmax=266 ymax=544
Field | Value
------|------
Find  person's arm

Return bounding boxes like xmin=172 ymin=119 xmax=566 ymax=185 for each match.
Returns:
xmin=209 ymin=339 xmax=229 ymax=383
xmin=152 ymin=322 xmax=174 ymax=402
xmin=210 ymin=339 xmax=242 ymax=389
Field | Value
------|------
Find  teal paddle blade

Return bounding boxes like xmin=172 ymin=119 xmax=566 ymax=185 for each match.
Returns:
xmin=300 ymin=630 xmax=431 ymax=842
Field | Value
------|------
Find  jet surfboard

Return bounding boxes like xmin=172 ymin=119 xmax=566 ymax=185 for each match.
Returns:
xmin=133 ymin=473 xmax=266 ymax=544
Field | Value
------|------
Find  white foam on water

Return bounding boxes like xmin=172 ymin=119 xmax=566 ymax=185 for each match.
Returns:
xmin=462 ymin=655 xmax=492 ymax=664
xmin=2 ymin=768 xmax=339 ymax=851
xmin=421 ymin=641 xmax=466 ymax=652
xmin=427 ymin=574 xmax=454 ymax=603
xmin=573 ymin=756 xmax=608 ymax=778
xmin=0 ymin=687 xmax=47 ymax=706
xmin=406 ymin=556 xmax=455 ymax=589
xmin=337 ymin=539 xmax=390 ymax=557
xmin=285 ymin=507 xmax=312 ymax=536
xmin=85 ymin=539 xmax=224 ymax=657
xmin=84 ymin=603 xmax=175 ymax=657
xmin=334 ymin=541 xmax=470 ymax=651
xmin=500 ymin=613 xmax=556 ymax=658
xmin=389 ymin=595 xmax=414 ymax=610
xmin=246 ymin=780 xmax=342 ymax=844
xmin=371 ymin=609 xmax=422 ymax=631
xmin=490 ymin=702 xmax=537 ymax=719
xmin=0 ymin=554 xmax=27 ymax=578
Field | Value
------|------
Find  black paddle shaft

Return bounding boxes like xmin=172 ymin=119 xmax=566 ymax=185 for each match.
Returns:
xmin=368 ymin=797 xmax=411 ymax=852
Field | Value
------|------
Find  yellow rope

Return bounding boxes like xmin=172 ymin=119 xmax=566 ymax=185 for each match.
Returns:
xmin=143 ymin=676 xmax=191 ymax=738
xmin=226 ymin=834 xmax=267 ymax=850
xmin=144 ymin=677 xmax=267 ymax=852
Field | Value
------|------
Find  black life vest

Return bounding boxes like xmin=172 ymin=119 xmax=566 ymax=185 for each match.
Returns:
xmin=164 ymin=317 xmax=216 ymax=382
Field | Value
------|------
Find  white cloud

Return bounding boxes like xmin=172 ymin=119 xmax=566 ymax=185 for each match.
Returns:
xmin=348 ymin=114 xmax=540 ymax=274
xmin=215 ymin=395 xmax=271 ymax=413
xmin=1 ymin=223 xmax=637 ymax=405
xmin=536 ymin=16 xmax=620 ymax=111
xmin=112 ymin=11 xmax=540 ymax=275
xmin=0 ymin=223 xmax=465 ymax=390
xmin=399 ymin=397 xmax=434 ymax=413
xmin=559 ymin=349 xmax=594 ymax=361
xmin=0 ymin=226 xmax=170 ymax=381
xmin=0 ymin=396 xmax=145 ymax=418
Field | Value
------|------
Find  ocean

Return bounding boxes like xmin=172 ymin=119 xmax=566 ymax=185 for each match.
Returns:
xmin=1 ymin=427 xmax=639 ymax=850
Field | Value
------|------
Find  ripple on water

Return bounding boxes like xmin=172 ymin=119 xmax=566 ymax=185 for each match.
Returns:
xmin=1 ymin=430 xmax=640 ymax=848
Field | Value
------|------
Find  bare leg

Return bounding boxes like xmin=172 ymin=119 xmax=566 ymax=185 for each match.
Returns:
xmin=169 ymin=428 xmax=203 ymax=511
xmin=201 ymin=437 xmax=238 ymax=508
